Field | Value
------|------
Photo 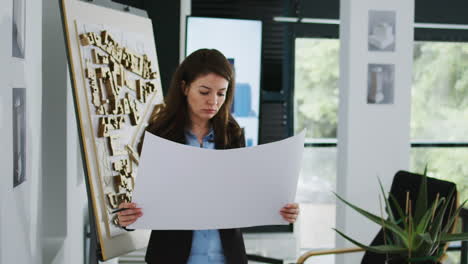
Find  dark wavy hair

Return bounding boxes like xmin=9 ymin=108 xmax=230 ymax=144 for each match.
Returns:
xmin=147 ymin=48 xmax=242 ymax=148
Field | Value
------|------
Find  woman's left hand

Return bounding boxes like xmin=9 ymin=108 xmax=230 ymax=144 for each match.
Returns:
xmin=280 ymin=203 xmax=299 ymax=223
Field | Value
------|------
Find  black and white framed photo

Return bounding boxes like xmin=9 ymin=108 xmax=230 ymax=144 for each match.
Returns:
xmin=12 ymin=0 xmax=26 ymax=59
xmin=368 ymin=10 xmax=396 ymax=52
xmin=12 ymin=88 xmax=26 ymax=187
xmin=367 ymin=64 xmax=394 ymax=104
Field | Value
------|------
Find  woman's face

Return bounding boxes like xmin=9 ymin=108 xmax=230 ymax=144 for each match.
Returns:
xmin=183 ymin=73 xmax=228 ymax=125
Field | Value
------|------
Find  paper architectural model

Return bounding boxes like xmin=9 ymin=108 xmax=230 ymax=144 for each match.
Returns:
xmin=76 ymin=23 xmax=163 ymax=237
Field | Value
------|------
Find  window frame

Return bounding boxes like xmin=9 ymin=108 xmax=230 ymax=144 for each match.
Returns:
xmin=289 ymin=24 xmax=468 ymax=145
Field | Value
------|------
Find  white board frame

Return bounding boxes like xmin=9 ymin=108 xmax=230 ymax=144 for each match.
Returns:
xmin=60 ymin=0 xmax=161 ymax=260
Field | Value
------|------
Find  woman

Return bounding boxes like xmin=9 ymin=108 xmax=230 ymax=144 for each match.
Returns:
xmin=117 ymin=49 xmax=299 ymax=264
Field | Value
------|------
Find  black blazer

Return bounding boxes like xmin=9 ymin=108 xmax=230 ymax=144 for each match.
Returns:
xmin=144 ymin=127 xmax=247 ymax=264
xmin=145 ymin=229 xmax=247 ymax=264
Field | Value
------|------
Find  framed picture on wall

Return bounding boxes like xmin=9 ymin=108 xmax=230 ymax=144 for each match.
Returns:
xmin=12 ymin=88 xmax=26 ymax=187
xmin=367 ymin=64 xmax=395 ymax=104
xmin=12 ymin=0 xmax=26 ymax=59
xmin=368 ymin=10 xmax=396 ymax=52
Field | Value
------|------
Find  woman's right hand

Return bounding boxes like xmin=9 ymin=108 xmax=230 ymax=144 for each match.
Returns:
xmin=117 ymin=202 xmax=143 ymax=227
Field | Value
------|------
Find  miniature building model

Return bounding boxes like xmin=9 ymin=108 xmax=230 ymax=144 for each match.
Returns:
xmin=78 ymin=29 xmax=161 ymax=233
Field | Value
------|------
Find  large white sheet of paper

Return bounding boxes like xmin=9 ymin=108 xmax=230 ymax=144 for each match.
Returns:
xmin=129 ymin=131 xmax=305 ymax=230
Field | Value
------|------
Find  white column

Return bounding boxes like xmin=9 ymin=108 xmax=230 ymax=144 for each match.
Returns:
xmin=336 ymin=0 xmax=414 ymax=263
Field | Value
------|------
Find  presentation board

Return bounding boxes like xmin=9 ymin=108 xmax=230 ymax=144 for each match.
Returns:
xmin=60 ymin=0 xmax=163 ymax=260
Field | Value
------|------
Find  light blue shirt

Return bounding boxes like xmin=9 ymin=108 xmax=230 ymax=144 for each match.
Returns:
xmin=185 ymin=129 xmax=226 ymax=264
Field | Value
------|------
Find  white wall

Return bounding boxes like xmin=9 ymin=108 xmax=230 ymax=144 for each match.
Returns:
xmin=0 ymin=0 xmax=43 ymax=263
xmin=0 ymin=4 xmax=8 ymax=262
xmin=41 ymin=0 xmax=89 ymax=264
xmin=336 ymin=0 xmax=414 ymax=263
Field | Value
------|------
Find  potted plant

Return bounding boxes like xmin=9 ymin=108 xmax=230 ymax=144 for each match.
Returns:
xmin=333 ymin=169 xmax=468 ymax=264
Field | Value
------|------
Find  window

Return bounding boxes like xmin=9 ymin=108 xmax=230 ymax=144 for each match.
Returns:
xmin=410 ymin=41 xmax=468 ymax=203
xmin=294 ymin=38 xmax=340 ymax=261
xmin=294 ymin=27 xmax=468 ymax=263
xmin=410 ymin=41 xmax=468 ymax=264
xmin=293 ymin=33 xmax=468 ymax=264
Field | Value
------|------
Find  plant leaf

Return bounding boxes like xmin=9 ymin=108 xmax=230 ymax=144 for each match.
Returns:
xmin=427 ymin=190 xmax=452 ymax=251
xmin=412 ymin=233 xmax=434 ymax=257
xmin=389 ymin=194 xmax=408 ymax=230
xmin=388 ymin=193 xmax=408 ymax=246
xmin=414 ymin=168 xmax=428 ymax=224
xmin=429 ymin=188 xmax=454 ymax=237
xmin=418 ymin=233 xmax=433 ymax=244
xmin=333 ymin=228 xmax=408 ymax=254
xmin=378 ymin=177 xmax=395 ymax=222
xmin=439 ymin=232 xmax=468 ymax=242
xmin=416 ymin=198 xmax=445 ymax=234
xmin=334 ymin=192 xmax=408 ymax=246
xmin=442 ymin=199 xmax=467 ymax=234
